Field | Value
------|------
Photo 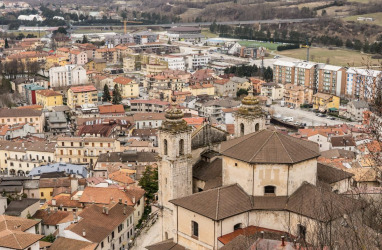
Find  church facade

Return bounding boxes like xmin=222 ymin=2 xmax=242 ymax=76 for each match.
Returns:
xmin=154 ymin=93 xmax=360 ymax=249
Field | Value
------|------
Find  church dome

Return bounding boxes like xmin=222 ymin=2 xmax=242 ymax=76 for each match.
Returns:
xmin=237 ymin=89 xmax=264 ymax=117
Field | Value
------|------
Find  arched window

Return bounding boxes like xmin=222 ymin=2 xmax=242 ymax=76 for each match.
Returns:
xmin=234 ymin=223 xmax=242 ymax=231
xmin=264 ymin=185 xmax=276 ymax=195
xmin=179 ymin=139 xmax=184 ymax=156
xmin=191 ymin=221 xmax=199 ymax=238
xmin=255 ymin=123 xmax=260 ymax=132
xmin=240 ymin=123 xmax=244 ymax=136
xmin=163 ymin=139 xmax=168 ymax=156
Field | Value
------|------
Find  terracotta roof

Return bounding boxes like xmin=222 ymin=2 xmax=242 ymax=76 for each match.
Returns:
xmin=0 ymin=108 xmax=42 ymax=117
xmin=97 ymin=151 xmax=157 ymax=163
xmin=32 ymin=210 xmax=74 ymax=225
xmin=67 ymin=203 xmax=133 ymax=243
xmin=0 ymin=229 xmax=43 ymax=250
xmin=146 ymin=239 xmax=186 ymax=250
xmin=39 ymin=178 xmax=71 ymax=188
xmin=172 ymin=182 xmax=362 ymax=222
xmin=47 ymin=194 xmax=83 ymax=208
xmin=193 ymin=158 xmax=222 ymax=190
xmin=218 ymin=226 xmax=292 ymax=245
xmin=331 ymin=136 xmax=356 ymax=147
xmin=0 ymin=215 xmax=42 ymax=250
xmin=133 ymin=112 xmax=165 ymax=121
xmin=79 ymin=186 xmax=144 ymax=206
xmin=56 ymin=137 xmax=116 ymax=142
xmin=77 ymin=123 xmax=117 ymax=137
xmin=183 ymin=117 xmax=204 ymax=126
xmin=171 ymin=184 xmax=253 ymax=220
xmin=49 ymin=237 xmax=97 ymax=250
xmin=0 ymin=215 xmax=39 ymax=232
xmin=17 ymin=105 xmax=43 ymax=110
xmin=109 ymin=170 xmax=135 ymax=185
xmin=98 ymin=105 xmax=125 ymax=114
xmin=36 ymin=89 xmax=62 ymax=97
xmin=317 ymin=163 xmax=354 ymax=184
xmin=221 ymin=129 xmax=320 ymax=164
xmin=346 ymin=167 xmax=379 ymax=182
xmin=4 ymin=199 xmax=40 ymax=217
xmin=70 ymin=85 xmax=97 ymax=93
xmin=0 ymin=141 xmax=55 ymax=153
xmin=113 ymin=76 xmax=134 ymax=85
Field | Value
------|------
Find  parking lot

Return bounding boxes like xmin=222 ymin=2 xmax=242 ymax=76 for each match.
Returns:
xmin=269 ymin=104 xmax=354 ymax=127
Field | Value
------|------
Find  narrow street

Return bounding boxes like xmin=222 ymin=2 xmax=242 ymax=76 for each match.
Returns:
xmin=131 ymin=217 xmax=162 ymax=250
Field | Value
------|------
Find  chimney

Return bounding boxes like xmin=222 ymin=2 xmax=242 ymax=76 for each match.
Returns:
xmin=105 ymin=207 xmax=109 ymax=215
xmin=102 ymin=205 xmax=106 ymax=214
xmin=83 ymin=229 xmax=86 ymax=237
xmin=22 ymin=142 xmax=25 ymax=148
xmin=119 ymin=198 xmax=122 ymax=204
xmin=52 ymin=199 xmax=56 ymax=206
xmin=123 ymin=206 xmax=126 ymax=215
xmin=260 ymin=231 xmax=264 ymax=239
xmin=281 ymin=236 xmax=285 ymax=246
xmin=132 ymin=196 xmax=136 ymax=204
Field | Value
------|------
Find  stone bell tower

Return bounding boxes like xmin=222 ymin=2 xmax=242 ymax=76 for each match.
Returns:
xmin=234 ymin=87 xmax=266 ymax=137
xmin=158 ymin=97 xmax=193 ymax=241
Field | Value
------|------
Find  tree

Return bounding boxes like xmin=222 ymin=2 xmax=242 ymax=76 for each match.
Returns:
xmin=237 ymin=88 xmax=248 ymax=98
xmin=345 ymin=39 xmax=353 ymax=49
xmin=263 ymin=66 xmax=273 ymax=82
xmin=102 ymin=84 xmax=111 ymax=102
xmin=112 ymin=84 xmax=122 ymax=104
xmin=353 ymin=39 xmax=363 ymax=51
xmin=138 ymin=165 xmax=158 ymax=202
xmin=54 ymin=26 xmax=67 ymax=35
xmin=4 ymin=38 xmax=8 ymax=48
xmin=41 ymin=234 xmax=55 ymax=243
xmin=82 ymin=35 xmax=88 ymax=44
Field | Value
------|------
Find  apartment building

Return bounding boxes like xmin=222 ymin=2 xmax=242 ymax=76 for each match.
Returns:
xmin=294 ymin=61 xmax=317 ymax=88
xmin=0 ymin=108 xmax=44 ymax=133
xmin=133 ymin=30 xmax=159 ymax=44
xmin=346 ymin=68 xmax=382 ymax=101
xmin=186 ymin=53 xmax=210 ymax=70
xmin=160 ymin=55 xmax=185 ymax=70
xmin=113 ymin=77 xmax=139 ymax=98
xmin=105 ymin=34 xmax=134 ymax=46
xmin=0 ymin=141 xmax=56 ymax=176
xmin=67 ymin=85 xmax=98 ymax=109
xmin=55 ymin=137 xmax=121 ymax=166
xmin=260 ymin=82 xmax=284 ymax=101
xmin=313 ymin=92 xmax=340 ymax=112
xmin=129 ymin=99 xmax=170 ymax=113
xmin=49 ymin=65 xmax=88 ymax=88
xmin=95 ymin=48 xmax=119 ymax=64
xmin=35 ymin=89 xmax=63 ymax=110
xmin=273 ymin=60 xmax=296 ymax=85
xmin=69 ymin=50 xmax=88 ymax=65
xmin=284 ymin=83 xmax=313 ymax=108
xmin=317 ymin=64 xmax=346 ymax=97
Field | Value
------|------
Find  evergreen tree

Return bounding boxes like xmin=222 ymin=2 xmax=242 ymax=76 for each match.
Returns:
xmin=4 ymin=38 xmax=8 ymax=49
xmin=345 ymin=39 xmax=353 ymax=49
xmin=82 ymin=35 xmax=88 ymax=44
xmin=102 ymin=84 xmax=111 ymax=102
xmin=112 ymin=84 xmax=122 ymax=104
xmin=138 ymin=165 xmax=158 ymax=201
xmin=263 ymin=66 xmax=273 ymax=82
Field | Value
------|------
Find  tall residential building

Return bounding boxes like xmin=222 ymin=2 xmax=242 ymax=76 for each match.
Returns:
xmin=284 ymin=83 xmax=313 ymax=108
xmin=49 ymin=65 xmax=88 ymax=88
xmin=160 ymin=55 xmax=185 ymax=70
xmin=67 ymin=85 xmax=98 ymax=109
xmin=273 ymin=60 xmax=295 ymax=85
xmin=294 ymin=61 xmax=317 ymax=88
xmin=346 ymin=68 xmax=382 ymax=101
xmin=133 ymin=30 xmax=159 ymax=44
xmin=186 ymin=53 xmax=210 ymax=70
xmin=317 ymin=64 xmax=346 ymax=97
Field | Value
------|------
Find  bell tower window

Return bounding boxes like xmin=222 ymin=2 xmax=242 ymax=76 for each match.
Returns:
xmin=240 ymin=123 xmax=244 ymax=136
xmin=264 ymin=185 xmax=276 ymax=196
xmin=179 ymin=139 xmax=184 ymax=156
xmin=163 ymin=139 xmax=168 ymax=156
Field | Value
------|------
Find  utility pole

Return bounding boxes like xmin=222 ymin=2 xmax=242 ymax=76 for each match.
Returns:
xmin=121 ymin=20 xmax=128 ymax=35
xmin=306 ymin=38 xmax=310 ymax=62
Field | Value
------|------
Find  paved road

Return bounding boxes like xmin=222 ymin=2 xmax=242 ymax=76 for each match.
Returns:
xmin=72 ymin=18 xmax=318 ymax=29
xmin=269 ymin=105 xmax=353 ymax=127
